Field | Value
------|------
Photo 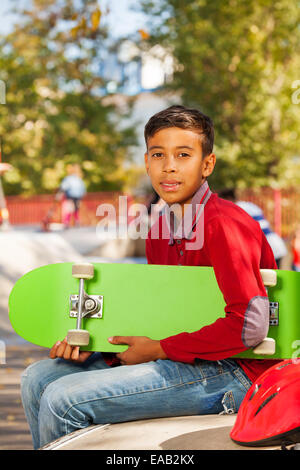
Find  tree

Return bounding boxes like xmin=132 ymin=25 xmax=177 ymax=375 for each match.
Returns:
xmin=139 ymin=0 xmax=300 ymax=189
xmin=0 ymin=0 xmax=137 ymax=195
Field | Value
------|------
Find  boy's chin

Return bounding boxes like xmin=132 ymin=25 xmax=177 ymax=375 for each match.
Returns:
xmin=160 ymin=194 xmax=182 ymax=205
xmin=159 ymin=190 xmax=191 ymax=205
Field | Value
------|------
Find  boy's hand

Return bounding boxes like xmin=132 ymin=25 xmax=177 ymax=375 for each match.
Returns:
xmin=108 ymin=336 xmax=167 ymax=365
xmin=49 ymin=338 xmax=93 ymax=363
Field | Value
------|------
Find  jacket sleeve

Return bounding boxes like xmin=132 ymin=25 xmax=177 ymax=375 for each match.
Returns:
xmin=146 ymin=230 xmax=155 ymax=264
xmin=160 ymin=215 xmax=272 ymax=363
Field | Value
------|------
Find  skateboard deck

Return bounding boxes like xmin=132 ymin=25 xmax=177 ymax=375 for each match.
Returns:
xmin=8 ymin=263 xmax=300 ymax=359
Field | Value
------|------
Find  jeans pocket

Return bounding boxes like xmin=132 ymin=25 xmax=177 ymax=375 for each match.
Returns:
xmin=220 ymin=390 xmax=236 ymax=415
xmin=219 ymin=371 xmax=252 ymax=415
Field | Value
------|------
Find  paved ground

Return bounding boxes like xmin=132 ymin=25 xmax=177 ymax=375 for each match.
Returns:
xmin=0 ymin=344 xmax=49 ymax=450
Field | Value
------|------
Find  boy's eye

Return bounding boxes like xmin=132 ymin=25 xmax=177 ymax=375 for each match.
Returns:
xmin=152 ymin=153 xmax=163 ymax=158
xmin=178 ymin=152 xmax=189 ymax=157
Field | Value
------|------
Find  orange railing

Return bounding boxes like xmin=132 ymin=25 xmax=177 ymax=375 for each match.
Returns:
xmin=4 ymin=188 xmax=300 ymax=239
xmin=5 ymin=192 xmax=132 ymax=227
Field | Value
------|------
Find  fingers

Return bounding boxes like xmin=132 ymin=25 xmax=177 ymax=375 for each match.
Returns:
xmin=76 ymin=351 xmax=93 ymax=363
xmin=56 ymin=338 xmax=68 ymax=357
xmin=108 ymin=336 xmax=131 ymax=365
xmin=70 ymin=346 xmax=80 ymax=361
xmin=49 ymin=338 xmax=90 ymax=363
xmin=108 ymin=336 xmax=132 ymax=346
xmin=49 ymin=339 xmax=74 ymax=359
xmin=115 ymin=352 xmax=125 ymax=364
xmin=49 ymin=340 xmax=62 ymax=359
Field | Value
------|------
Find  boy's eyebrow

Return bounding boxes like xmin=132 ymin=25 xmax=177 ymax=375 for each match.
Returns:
xmin=148 ymin=145 xmax=194 ymax=151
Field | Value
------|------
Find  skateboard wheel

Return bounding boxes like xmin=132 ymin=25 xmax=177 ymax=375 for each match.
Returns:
xmin=260 ymin=269 xmax=277 ymax=287
xmin=67 ymin=329 xmax=90 ymax=346
xmin=253 ymin=337 xmax=276 ymax=355
xmin=72 ymin=263 xmax=94 ymax=280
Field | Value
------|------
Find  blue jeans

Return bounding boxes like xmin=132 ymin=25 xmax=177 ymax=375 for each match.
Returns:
xmin=21 ymin=353 xmax=252 ymax=449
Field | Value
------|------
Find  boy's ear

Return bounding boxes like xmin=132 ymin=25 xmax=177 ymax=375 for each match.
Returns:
xmin=203 ymin=153 xmax=216 ymax=178
xmin=144 ymin=152 xmax=149 ymax=174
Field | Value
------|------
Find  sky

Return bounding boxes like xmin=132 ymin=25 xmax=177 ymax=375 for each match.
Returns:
xmin=0 ymin=0 xmax=21 ymax=34
xmin=0 ymin=0 xmax=148 ymax=37
xmin=102 ymin=0 xmax=148 ymax=38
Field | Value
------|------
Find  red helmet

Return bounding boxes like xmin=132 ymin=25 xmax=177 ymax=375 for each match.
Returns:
xmin=230 ymin=359 xmax=300 ymax=447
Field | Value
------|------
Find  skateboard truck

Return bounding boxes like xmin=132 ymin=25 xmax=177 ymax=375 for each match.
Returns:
xmin=69 ymin=294 xmax=103 ymax=319
xmin=67 ymin=263 xmax=102 ymax=347
xmin=253 ymin=269 xmax=277 ymax=355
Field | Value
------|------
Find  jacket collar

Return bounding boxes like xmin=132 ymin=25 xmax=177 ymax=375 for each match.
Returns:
xmin=162 ymin=181 xmax=212 ymax=245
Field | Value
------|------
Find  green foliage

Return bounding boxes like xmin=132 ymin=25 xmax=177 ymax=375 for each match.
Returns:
xmin=0 ymin=0 xmax=137 ymax=195
xmin=140 ymin=0 xmax=300 ymax=189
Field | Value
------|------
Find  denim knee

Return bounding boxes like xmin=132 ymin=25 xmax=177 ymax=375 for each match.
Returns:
xmin=39 ymin=381 xmax=66 ymax=418
xmin=21 ymin=360 xmax=46 ymax=390
xmin=39 ymin=378 xmax=91 ymax=429
xmin=21 ymin=359 xmax=54 ymax=405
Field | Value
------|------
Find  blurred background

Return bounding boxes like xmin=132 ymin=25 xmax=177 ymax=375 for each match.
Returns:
xmin=1 ymin=0 xmax=300 ymax=449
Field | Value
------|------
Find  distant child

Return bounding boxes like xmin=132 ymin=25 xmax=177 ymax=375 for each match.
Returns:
xmin=21 ymin=105 xmax=280 ymax=449
xmin=218 ymin=188 xmax=287 ymax=268
xmin=57 ymin=163 xmax=86 ymax=228
xmin=292 ymin=226 xmax=300 ymax=271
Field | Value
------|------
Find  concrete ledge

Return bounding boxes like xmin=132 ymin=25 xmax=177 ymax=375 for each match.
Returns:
xmin=41 ymin=414 xmax=282 ymax=450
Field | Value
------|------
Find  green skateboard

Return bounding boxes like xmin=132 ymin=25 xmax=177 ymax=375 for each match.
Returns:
xmin=8 ymin=262 xmax=300 ymax=359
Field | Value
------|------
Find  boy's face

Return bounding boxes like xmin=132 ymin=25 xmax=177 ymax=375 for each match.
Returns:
xmin=144 ymin=127 xmax=216 ymax=212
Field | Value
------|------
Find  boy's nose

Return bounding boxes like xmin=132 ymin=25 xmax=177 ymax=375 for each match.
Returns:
xmin=162 ymin=155 xmax=177 ymax=172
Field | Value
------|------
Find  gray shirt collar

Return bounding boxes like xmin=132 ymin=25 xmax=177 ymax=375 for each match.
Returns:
xmin=162 ymin=181 xmax=212 ymax=245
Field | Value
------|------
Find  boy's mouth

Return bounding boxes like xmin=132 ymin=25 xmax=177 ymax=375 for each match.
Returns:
xmin=160 ymin=181 xmax=182 ymax=192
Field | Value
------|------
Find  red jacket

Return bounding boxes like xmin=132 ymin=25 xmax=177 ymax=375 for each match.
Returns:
xmin=146 ymin=182 xmax=280 ymax=383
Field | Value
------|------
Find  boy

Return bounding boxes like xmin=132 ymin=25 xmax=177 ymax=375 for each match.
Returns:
xmin=21 ymin=105 xmax=279 ymax=449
